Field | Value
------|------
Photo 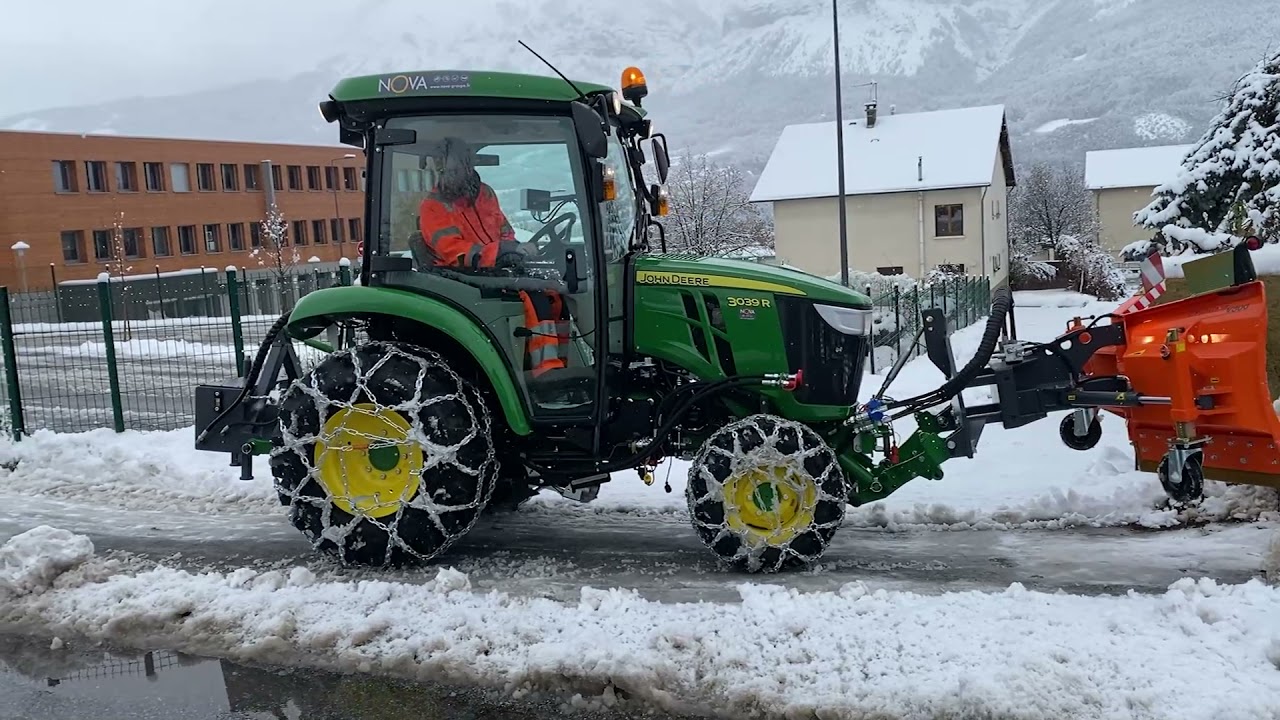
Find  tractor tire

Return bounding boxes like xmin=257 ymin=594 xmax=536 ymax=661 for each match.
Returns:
xmin=270 ymin=341 xmax=498 ymax=567
xmin=685 ymin=414 xmax=848 ymax=572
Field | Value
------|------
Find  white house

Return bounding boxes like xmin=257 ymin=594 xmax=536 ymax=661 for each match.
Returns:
xmin=749 ymin=103 xmax=1016 ymax=286
xmin=1084 ymin=144 xmax=1193 ymax=256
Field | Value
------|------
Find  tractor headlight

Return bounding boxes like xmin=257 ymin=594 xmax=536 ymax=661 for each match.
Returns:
xmin=814 ymin=304 xmax=872 ymax=336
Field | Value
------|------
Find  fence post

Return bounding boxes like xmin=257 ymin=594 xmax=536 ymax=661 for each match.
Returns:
xmin=0 ymin=287 xmax=26 ymax=440
xmin=154 ymin=265 xmax=165 ymax=319
xmin=226 ymin=267 xmax=246 ymax=378
xmin=96 ymin=274 xmax=126 ymax=433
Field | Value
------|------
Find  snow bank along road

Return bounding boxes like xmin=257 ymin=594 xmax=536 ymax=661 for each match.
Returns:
xmin=3 ymin=291 xmax=1280 ymax=719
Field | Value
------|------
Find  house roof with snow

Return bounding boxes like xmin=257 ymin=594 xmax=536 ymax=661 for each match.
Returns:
xmin=748 ymin=104 xmax=1015 ymax=203
xmin=1084 ymin=144 xmax=1194 ymax=190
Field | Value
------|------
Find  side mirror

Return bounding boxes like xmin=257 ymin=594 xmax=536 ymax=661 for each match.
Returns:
xmin=340 ymin=126 xmax=365 ymax=149
xmin=571 ymin=101 xmax=608 ymax=159
xmin=651 ymin=134 xmax=670 ymax=184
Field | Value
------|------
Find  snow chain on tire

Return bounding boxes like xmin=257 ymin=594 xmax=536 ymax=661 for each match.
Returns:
xmin=270 ymin=341 xmax=498 ymax=567
xmin=686 ymin=414 xmax=848 ymax=572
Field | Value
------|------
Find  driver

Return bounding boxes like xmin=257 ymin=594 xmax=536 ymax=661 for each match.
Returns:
xmin=418 ymin=137 xmax=572 ymax=380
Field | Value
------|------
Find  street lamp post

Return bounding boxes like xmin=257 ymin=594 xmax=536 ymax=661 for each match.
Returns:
xmin=10 ymin=241 xmax=29 ymax=292
xmin=833 ymin=0 xmax=850 ymax=287
xmin=330 ymin=154 xmax=356 ymax=244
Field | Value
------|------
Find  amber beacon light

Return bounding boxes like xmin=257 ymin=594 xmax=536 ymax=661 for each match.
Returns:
xmin=621 ymin=66 xmax=648 ymax=106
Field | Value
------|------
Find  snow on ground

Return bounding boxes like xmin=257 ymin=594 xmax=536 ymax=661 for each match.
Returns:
xmin=0 ymin=526 xmax=94 ymax=601
xmin=2 ymin=526 xmax=1280 ymax=720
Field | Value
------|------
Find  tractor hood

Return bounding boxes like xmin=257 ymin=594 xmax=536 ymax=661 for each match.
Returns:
xmin=633 ymin=254 xmax=871 ymax=308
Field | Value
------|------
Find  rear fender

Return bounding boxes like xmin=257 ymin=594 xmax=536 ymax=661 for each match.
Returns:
xmin=285 ymin=285 xmax=532 ymax=436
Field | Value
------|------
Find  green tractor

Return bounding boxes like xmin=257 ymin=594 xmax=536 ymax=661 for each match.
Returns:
xmin=194 ymin=64 xmax=1024 ymax=573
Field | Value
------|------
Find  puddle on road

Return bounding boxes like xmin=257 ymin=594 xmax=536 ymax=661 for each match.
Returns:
xmin=0 ymin=633 xmax=701 ymax=720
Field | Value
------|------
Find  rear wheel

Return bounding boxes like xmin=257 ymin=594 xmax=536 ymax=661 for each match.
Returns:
xmin=685 ymin=415 xmax=848 ymax=572
xmin=270 ymin=341 xmax=498 ymax=567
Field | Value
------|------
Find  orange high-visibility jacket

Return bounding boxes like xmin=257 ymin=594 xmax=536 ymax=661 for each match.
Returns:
xmin=418 ymin=184 xmax=518 ymax=268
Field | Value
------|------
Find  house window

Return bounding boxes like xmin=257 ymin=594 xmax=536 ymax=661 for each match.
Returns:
xmin=151 ymin=227 xmax=172 ymax=257
xmin=311 ymin=219 xmax=327 ymax=245
xmin=196 ymin=163 xmax=216 ymax=191
xmin=343 ymin=167 xmax=357 ymax=190
xmin=250 ymin=221 xmax=263 ymax=248
xmin=271 ymin=165 xmax=283 ymax=191
xmin=177 ymin=225 xmax=197 ymax=255
xmin=115 ymin=162 xmax=138 ymax=192
xmin=934 ymin=204 xmax=964 ymax=237
xmin=203 ymin=223 xmax=222 ymax=252
xmin=121 ymin=228 xmax=143 ymax=258
xmin=85 ymin=161 xmax=108 ymax=192
xmin=307 ymin=165 xmax=322 ymax=190
xmin=244 ymin=164 xmax=261 ymax=191
xmin=61 ymin=230 xmax=85 ymax=263
xmin=292 ymin=220 xmax=307 ymax=245
xmin=144 ymin=162 xmax=165 ymax=191
xmin=287 ymin=165 xmax=303 ymax=191
xmin=92 ymin=230 xmax=112 ymax=260
xmin=938 ymin=263 xmax=966 ymax=274
xmin=221 ymin=163 xmax=239 ymax=191
xmin=348 ymin=218 xmax=361 ymax=244
xmin=170 ymin=163 xmax=191 ymax=192
xmin=228 ymin=222 xmax=245 ymax=251
xmin=325 ymin=165 xmax=338 ymax=190
xmin=52 ymin=161 xmax=78 ymax=192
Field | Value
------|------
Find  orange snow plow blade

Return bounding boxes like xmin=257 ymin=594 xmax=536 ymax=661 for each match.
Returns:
xmin=1081 ymin=250 xmax=1280 ymax=488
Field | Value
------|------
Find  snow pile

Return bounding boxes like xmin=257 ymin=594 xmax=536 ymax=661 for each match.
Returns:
xmin=1010 ymin=289 xmax=1098 ymax=308
xmin=3 ymin=527 xmax=1280 ymax=719
xmin=0 ymin=526 xmax=93 ymax=601
xmin=56 ymin=338 xmax=238 ymax=362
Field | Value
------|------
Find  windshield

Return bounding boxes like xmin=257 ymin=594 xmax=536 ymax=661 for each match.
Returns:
xmin=378 ymin=114 xmax=591 ymax=262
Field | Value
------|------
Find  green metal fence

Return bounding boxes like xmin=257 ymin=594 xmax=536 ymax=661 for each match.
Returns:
xmin=0 ymin=262 xmax=352 ymax=438
xmin=862 ymin=274 xmax=993 ymax=375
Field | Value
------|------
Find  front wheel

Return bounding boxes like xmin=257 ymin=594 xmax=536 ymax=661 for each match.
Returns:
xmin=685 ymin=415 xmax=848 ymax=572
xmin=270 ymin=341 xmax=498 ymax=567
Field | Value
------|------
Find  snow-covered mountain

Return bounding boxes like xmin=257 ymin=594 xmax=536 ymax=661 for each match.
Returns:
xmin=5 ymin=0 xmax=1276 ymax=174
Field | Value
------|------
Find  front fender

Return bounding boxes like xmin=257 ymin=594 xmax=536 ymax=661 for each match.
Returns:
xmin=286 ymin=285 xmax=531 ymax=436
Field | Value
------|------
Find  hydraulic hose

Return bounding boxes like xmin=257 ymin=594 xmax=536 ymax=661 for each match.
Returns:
xmin=886 ymin=287 xmax=1013 ymax=412
xmin=195 ymin=310 xmax=293 ymax=445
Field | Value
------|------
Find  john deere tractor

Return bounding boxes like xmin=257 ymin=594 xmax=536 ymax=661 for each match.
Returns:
xmin=194 ymin=64 xmax=1043 ymax=573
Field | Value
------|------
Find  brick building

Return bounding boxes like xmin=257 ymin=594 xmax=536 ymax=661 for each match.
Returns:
xmin=0 ymin=130 xmax=365 ymax=290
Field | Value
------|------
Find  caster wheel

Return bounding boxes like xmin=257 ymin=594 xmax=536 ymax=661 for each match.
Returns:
xmin=1157 ymin=453 xmax=1205 ymax=504
xmin=1059 ymin=413 xmax=1102 ymax=451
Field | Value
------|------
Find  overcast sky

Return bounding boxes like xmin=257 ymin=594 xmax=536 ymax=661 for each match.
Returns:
xmin=1 ymin=1 xmax=342 ymax=114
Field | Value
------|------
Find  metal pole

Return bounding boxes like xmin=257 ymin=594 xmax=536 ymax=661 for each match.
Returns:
xmin=226 ymin=268 xmax=246 ymax=378
xmin=49 ymin=264 xmax=62 ymax=323
xmin=96 ymin=276 xmax=125 ymax=433
xmin=833 ymin=0 xmax=850 ymax=286
xmin=0 ymin=286 xmax=26 ymax=439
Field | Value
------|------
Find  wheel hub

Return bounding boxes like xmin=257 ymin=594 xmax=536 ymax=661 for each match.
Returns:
xmin=723 ymin=464 xmax=816 ymax=546
xmin=313 ymin=403 xmax=424 ymax=518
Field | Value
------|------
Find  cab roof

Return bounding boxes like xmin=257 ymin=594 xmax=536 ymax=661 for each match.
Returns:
xmin=330 ymin=70 xmax=618 ymax=104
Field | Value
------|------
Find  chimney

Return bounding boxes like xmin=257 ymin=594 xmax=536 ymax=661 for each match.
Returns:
xmin=865 ymin=101 xmax=878 ymax=128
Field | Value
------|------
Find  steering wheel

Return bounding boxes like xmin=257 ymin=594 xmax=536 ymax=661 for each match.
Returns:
xmin=527 ymin=213 xmax=578 ymax=267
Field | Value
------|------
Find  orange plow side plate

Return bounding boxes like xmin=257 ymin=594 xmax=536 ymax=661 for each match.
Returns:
xmin=1083 ymin=280 xmax=1280 ymax=486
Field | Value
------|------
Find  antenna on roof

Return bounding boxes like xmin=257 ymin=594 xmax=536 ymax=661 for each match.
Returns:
xmin=518 ymin=40 xmax=589 ymax=103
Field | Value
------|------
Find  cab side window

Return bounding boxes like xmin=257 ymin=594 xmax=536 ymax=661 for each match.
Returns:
xmin=601 ymin=130 xmax=636 ymax=262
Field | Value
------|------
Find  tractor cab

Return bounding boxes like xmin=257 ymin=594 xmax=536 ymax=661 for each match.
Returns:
xmin=318 ymin=68 xmax=671 ymax=421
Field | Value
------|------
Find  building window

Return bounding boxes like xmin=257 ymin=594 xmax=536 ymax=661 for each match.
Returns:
xmin=221 ymin=163 xmax=239 ymax=191
xmin=330 ymin=218 xmax=345 ymax=245
xmin=61 ymin=231 xmax=85 ymax=263
xmin=307 ymin=165 xmax=322 ymax=190
xmin=170 ymin=163 xmax=191 ymax=192
xmin=121 ymin=228 xmax=144 ymax=258
xmin=52 ymin=161 xmax=78 ymax=192
xmin=144 ymin=162 xmax=165 ymax=191
xmin=271 ymin=165 xmax=283 ymax=191
xmin=287 ymin=165 xmax=303 ymax=191
xmin=348 ymin=218 xmax=361 ymax=244
xmin=115 ymin=162 xmax=138 ymax=192
xmin=244 ymin=164 xmax=261 ymax=191
xmin=325 ymin=165 xmax=338 ymax=190
xmin=938 ymin=263 xmax=966 ymax=274
xmin=203 ymin=223 xmax=222 ymax=252
xmin=291 ymin=220 xmax=307 ymax=245
xmin=177 ymin=225 xmax=197 ymax=255
xmin=311 ymin=219 xmax=327 ymax=245
xmin=92 ymin=230 xmax=112 ymax=260
xmin=343 ymin=167 xmax=357 ymax=190
xmin=228 ymin=223 xmax=245 ymax=251
xmin=151 ymin=227 xmax=172 ymax=257
xmin=196 ymin=163 xmax=216 ymax=191
xmin=934 ymin=204 xmax=964 ymax=237
xmin=250 ymin=221 xmax=263 ymax=248
xmin=85 ymin=161 xmax=108 ymax=192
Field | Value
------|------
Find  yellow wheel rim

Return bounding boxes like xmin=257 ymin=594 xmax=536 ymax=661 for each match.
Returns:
xmin=722 ymin=463 xmax=817 ymax=547
xmin=313 ymin=403 xmax=424 ymax=518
